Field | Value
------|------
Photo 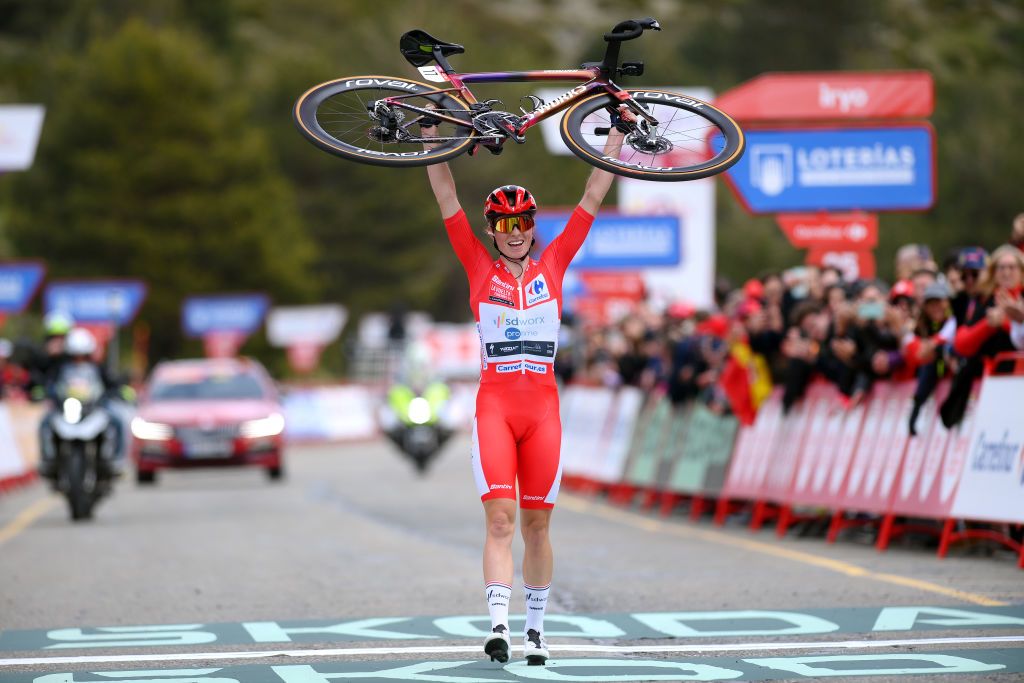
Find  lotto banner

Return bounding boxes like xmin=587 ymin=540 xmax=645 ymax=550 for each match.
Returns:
xmin=950 ymin=371 xmax=1024 ymax=523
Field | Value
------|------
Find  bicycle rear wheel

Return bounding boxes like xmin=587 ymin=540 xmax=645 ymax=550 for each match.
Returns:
xmin=294 ymin=75 xmax=475 ymax=167
xmin=560 ymin=89 xmax=744 ymax=181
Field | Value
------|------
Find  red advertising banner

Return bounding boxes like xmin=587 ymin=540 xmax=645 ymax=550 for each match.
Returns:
xmin=286 ymin=343 xmax=325 ymax=374
xmin=714 ymin=71 xmax=934 ymax=121
xmin=789 ymin=383 xmax=866 ymax=508
xmin=806 ymin=248 xmax=876 ymax=281
xmin=578 ymin=272 xmax=646 ymax=300
xmin=202 ymin=330 xmax=246 ymax=359
xmin=721 ymin=390 xmax=784 ymax=500
xmin=777 ymin=212 xmax=878 ymax=249
xmin=838 ymin=382 xmax=912 ymax=514
xmin=758 ymin=395 xmax=811 ymax=504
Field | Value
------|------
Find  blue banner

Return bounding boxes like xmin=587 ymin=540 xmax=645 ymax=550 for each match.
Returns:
xmin=0 ymin=262 xmax=45 ymax=313
xmin=182 ymin=294 xmax=269 ymax=337
xmin=715 ymin=125 xmax=935 ymax=213
xmin=534 ymin=214 xmax=681 ymax=269
xmin=44 ymin=280 xmax=147 ymax=325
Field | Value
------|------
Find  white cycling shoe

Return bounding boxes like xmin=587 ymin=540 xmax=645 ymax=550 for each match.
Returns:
xmin=523 ymin=629 xmax=549 ymax=665
xmin=484 ymin=624 xmax=511 ymax=663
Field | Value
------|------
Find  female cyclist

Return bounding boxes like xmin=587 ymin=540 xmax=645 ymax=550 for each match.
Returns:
xmin=423 ymin=119 xmax=626 ymax=665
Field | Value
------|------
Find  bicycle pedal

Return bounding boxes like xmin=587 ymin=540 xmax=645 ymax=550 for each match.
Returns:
xmin=484 ymin=143 xmax=504 ymax=156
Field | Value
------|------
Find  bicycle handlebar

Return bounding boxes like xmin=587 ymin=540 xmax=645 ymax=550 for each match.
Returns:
xmin=604 ymin=17 xmax=660 ymax=42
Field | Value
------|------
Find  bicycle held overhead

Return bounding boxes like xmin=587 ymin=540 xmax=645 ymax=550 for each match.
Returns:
xmin=294 ymin=17 xmax=745 ymax=182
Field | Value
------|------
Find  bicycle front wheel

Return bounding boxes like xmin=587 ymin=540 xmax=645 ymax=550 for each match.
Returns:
xmin=560 ymin=89 xmax=744 ymax=181
xmin=294 ymin=75 xmax=475 ymax=167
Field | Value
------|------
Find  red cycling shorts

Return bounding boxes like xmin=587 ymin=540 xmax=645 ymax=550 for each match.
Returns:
xmin=471 ymin=380 xmax=561 ymax=509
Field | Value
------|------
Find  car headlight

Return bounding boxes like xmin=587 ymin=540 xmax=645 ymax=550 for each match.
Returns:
xmin=239 ymin=413 xmax=285 ymax=439
xmin=131 ymin=417 xmax=174 ymax=441
xmin=63 ymin=398 xmax=83 ymax=425
xmin=407 ymin=397 xmax=432 ymax=425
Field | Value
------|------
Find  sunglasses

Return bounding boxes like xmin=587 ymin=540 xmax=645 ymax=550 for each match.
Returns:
xmin=491 ymin=215 xmax=535 ymax=234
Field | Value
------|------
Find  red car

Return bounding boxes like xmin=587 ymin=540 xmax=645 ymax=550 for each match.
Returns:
xmin=131 ymin=358 xmax=285 ymax=484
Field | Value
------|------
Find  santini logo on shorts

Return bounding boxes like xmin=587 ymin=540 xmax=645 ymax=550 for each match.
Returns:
xmin=525 ymin=275 xmax=550 ymax=306
xmin=522 ymin=494 xmax=544 ymax=501
xmin=490 ymin=484 xmax=513 ymax=490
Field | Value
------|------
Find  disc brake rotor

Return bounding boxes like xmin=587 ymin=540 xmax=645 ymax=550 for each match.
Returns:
xmin=627 ymin=130 xmax=673 ymax=155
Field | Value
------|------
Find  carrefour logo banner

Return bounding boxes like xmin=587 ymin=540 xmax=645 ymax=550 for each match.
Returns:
xmin=716 ymin=125 xmax=935 ymax=213
xmin=951 ymin=374 xmax=1024 ymax=524
xmin=44 ymin=280 xmax=147 ymax=325
xmin=534 ymin=214 xmax=680 ymax=268
xmin=183 ymin=293 xmax=269 ymax=337
xmin=0 ymin=262 xmax=45 ymax=313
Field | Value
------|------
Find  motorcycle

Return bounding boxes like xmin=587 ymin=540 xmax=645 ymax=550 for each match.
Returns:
xmin=39 ymin=362 xmax=122 ymax=521
xmin=379 ymin=381 xmax=455 ymax=474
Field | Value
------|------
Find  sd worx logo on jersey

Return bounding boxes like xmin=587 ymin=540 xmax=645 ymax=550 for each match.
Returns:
xmin=494 ymin=311 xmax=546 ymax=328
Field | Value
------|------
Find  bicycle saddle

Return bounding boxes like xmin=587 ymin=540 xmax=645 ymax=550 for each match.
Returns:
xmin=400 ymin=29 xmax=465 ymax=67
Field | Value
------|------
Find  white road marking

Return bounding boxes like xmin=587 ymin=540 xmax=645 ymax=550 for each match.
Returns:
xmin=2 ymin=635 xmax=1023 ymax=667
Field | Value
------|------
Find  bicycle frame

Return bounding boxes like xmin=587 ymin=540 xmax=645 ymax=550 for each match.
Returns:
xmin=382 ymin=67 xmax=652 ymax=138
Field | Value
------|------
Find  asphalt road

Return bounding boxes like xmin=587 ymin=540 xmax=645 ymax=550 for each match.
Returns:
xmin=1 ymin=435 xmax=1022 ymax=682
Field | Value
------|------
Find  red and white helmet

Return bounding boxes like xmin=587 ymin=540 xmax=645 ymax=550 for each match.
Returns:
xmin=484 ymin=185 xmax=537 ymax=219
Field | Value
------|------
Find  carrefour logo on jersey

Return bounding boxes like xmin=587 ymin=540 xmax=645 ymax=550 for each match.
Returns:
xmin=494 ymin=311 xmax=546 ymax=328
xmin=525 ymin=275 xmax=550 ymax=306
xmin=505 ymin=327 xmax=521 ymax=340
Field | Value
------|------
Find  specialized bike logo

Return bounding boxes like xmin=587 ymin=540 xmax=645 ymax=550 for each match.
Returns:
xmin=751 ymin=142 xmax=918 ymax=197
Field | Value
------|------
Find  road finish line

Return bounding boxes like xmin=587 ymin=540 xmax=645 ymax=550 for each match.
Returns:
xmin=2 ymin=605 xmax=1023 ymax=651
xmin=1 ymin=634 xmax=1023 ymax=667
xmin=1 ymin=646 xmax=1024 ymax=682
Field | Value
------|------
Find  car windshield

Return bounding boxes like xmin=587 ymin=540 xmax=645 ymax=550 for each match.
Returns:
xmin=149 ymin=373 xmax=265 ymax=401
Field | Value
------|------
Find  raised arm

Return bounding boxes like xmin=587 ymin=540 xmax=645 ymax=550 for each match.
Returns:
xmin=422 ymin=117 xmax=463 ymax=220
xmin=426 ymin=159 xmax=463 ymax=220
xmin=579 ymin=125 xmax=626 ymax=215
xmin=421 ymin=117 xmax=488 ymax=277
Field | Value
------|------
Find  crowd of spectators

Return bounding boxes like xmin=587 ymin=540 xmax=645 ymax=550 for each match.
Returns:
xmin=556 ymin=214 xmax=1024 ymax=432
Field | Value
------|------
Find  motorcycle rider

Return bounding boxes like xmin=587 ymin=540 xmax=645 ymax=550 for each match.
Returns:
xmin=38 ymin=327 xmax=129 ymax=481
xmin=26 ymin=311 xmax=75 ymax=402
xmin=381 ymin=341 xmax=455 ymax=470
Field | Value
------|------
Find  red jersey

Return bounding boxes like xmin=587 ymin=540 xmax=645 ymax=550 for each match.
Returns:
xmin=444 ymin=206 xmax=595 ymax=385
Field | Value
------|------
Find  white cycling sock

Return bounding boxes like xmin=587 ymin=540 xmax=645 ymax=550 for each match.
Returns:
xmin=485 ymin=582 xmax=512 ymax=630
xmin=523 ymin=582 xmax=550 ymax=633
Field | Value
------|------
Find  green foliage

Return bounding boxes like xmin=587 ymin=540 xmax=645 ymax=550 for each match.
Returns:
xmin=4 ymin=18 xmax=316 ymax=361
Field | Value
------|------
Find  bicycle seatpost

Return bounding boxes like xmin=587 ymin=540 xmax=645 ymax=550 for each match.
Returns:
xmin=598 ymin=18 xmax=659 ymax=76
